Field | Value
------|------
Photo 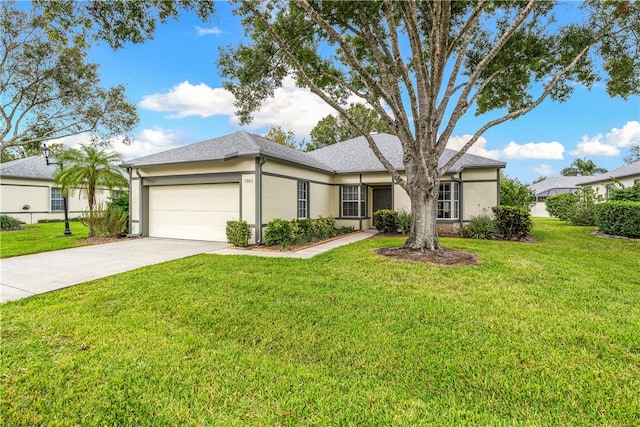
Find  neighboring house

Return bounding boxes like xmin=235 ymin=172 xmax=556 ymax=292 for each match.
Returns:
xmin=529 ymin=161 xmax=640 ymax=217
xmin=0 ymin=156 xmax=124 ymax=223
xmin=529 ymin=176 xmax=586 ymax=217
xmin=578 ymin=161 xmax=640 ymax=199
xmin=123 ymin=131 xmax=505 ymax=243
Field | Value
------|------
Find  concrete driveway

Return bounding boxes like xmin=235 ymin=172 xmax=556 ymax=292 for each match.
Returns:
xmin=0 ymin=238 xmax=227 ymax=303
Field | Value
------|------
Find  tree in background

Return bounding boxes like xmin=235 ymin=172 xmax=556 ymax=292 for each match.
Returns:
xmin=0 ymin=4 xmax=138 ymax=154
xmin=561 ymin=158 xmax=608 ymax=176
xmin=264 ymin=125 xmax=299 ymax=149
xmin=308 ymin=104 xmax=393 ymax=151
xmin=54 ymin=144 xmax=128 ymax=237
xmin=500 ymin=174 xmax=536 ymax=211
xmin=623 ymin=146 xmax=640 ymax=164
xmin=218 ymin=1 xmax=639 ymax=251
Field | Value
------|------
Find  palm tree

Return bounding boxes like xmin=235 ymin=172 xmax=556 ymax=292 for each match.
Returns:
xmin=54 ymin=144 xmax=127 ymax=236
xmin=561 ymin=158 xmax=608 ymax=176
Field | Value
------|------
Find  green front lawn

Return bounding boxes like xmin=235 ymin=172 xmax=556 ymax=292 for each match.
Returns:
xmin=2 ymin=219 xmax=639 ymax=425
xmin=0 ymin=222 xmax=90 ymax=258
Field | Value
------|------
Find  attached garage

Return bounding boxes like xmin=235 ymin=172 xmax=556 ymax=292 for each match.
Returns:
xmin=148 ymin=183 xmax=240 ymax=242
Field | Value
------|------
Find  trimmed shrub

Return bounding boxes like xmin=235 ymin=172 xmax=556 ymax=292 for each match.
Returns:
xmin=373 ymin=209 xmax=398 ymax=234
xmin=336 ymin=226 xmax=355 ymax=235
xmin=595 ymin=201 xmax=640 ymax=238
xmin=264 ymin=218 xmax=294 ymax=247
xmin=463 ymin=214 xmax=497 ymax=240
xmin=609 ymin=182 xmax=640 ymax=202
xmin=264 ymin=216 xmax=339 ymax=248
xmin=0 ymin=215 xmax=25 ymax=231
xmin=108 ymin=191 xmax=130 ymax=234
xmin=545 ymin=193 xmax=578 ymax=221
xmin=492 ymin=206 xmax=532 ymax=240
xmin=226 ymin=220 xmax=251 ymax=247
xmin=80 ymin=203 xmax=127 ymax=237
xmin=397 ymin=210 xmax=412 ymax=235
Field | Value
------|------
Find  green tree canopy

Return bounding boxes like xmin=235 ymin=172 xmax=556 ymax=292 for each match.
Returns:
xmin=308 ymin=104 xmax=393 ymax=151
xmin=623 ymin=146 xmax=640 ymax=165
xmin=561 ymin=158 xmax=608 ymax=176
xmin=218 ymin=0 xmax=639 ymax=251
xmin=54 ymin=144 xmax=128 ymax=237
xmin=0 ymin=3 xmax=139 ymax=154
xmin=263 ymin=125 xmax=299 ymax=149
xmin=500 ymin=174 xmax=536 ymax=210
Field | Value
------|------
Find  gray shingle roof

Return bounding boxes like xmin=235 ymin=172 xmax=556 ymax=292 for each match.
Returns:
xmin=528 ymin=176 xmax=587 ymax=197
xmin=0 ymin=156 xmax=58 ymax=180
xmin=124 ymin=131 xmax=506 ymax=174
xmin=123 ymin=131 xmax=334 ymax=172
xmin=578 ymin=161 xmax=640 ymax=185
xmin=306 ymin=133 xmax=506 ymax=173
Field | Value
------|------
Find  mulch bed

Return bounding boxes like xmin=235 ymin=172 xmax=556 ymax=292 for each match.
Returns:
xmin=76 ymin=237 xmax=123 ymax=245
xmin=375 ymin=246 xmax=479 ymax=266
xmin=590 ymin=230 xmax=640 ymax=241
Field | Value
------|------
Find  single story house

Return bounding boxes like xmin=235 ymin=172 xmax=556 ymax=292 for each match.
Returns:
xmin=123 ymin=131 xmax=505 ymax=244
xmin=529 ymin=176 xmax=587 ymax=217
xmin=578 ymin=161 xmax=640 ymax=198
xmin=0 ymin=156 xmax=123 ymax=223
xmin=529 ymin=161 xmax=640 ymax=217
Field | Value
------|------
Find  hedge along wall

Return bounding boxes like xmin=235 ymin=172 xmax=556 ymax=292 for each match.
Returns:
xmin=595 ymin=201 xmax=640 ymax=238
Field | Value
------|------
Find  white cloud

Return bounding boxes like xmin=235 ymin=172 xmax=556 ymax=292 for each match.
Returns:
xmin=570 ymin=121 xmax=640 ymax=156
xmin=532 ymin=164 xmax=554 ymax=176
xmin=446 ymin=135 xmax=501 ymax=159
xmin=138 ymin=77 xmax=357 ymax=138
xmin=195 ymin=26 xmax=222 ymax=36
xmin=139 ymin=81 xmax=236 ymax=119
xmin=116 ymin=127 xmax=191 ymax=159
xmin=501 ymin=141 xmax=565 ymax=159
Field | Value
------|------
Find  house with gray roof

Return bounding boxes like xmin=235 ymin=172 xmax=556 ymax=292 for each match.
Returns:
xmin=123 ymin=131 xmax=505 ymax=243
xmin=0 ymin=156 xmax=125 ymax=223
xmin=528 ymin=161 xmax=640 ymax=217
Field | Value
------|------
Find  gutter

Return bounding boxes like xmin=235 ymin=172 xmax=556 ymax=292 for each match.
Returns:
xmin=126 ymin=168 xmax=144 ymax=238
xmin=255 ymin=157 xmax=266 ymax=245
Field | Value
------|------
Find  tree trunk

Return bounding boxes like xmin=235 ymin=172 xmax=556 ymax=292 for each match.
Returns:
xmin=404 ymin=178 xmax=441 ymax=251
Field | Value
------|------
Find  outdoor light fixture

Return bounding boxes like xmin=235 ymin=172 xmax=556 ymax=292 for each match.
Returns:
xmin=42 ymin=143 xmax=72 ymax=236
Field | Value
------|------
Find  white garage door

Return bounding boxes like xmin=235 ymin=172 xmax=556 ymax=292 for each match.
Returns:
xmin=149 ymin=183 xmax=239 ymax=241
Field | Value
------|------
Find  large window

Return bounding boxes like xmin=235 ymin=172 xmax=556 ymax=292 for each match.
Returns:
xmin=50 ymin=187 xmax=64 ymax=212
xmin=341 ymin=185 xmax=367 ymax=217
xmin=297 ymin=181 xmax=309 ymax=218
xmin=437 ymin=182 xmax=459 ymax=220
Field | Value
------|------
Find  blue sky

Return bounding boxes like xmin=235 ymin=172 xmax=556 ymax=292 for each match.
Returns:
xmin=61 ymin=2 xmax=639 ymax=184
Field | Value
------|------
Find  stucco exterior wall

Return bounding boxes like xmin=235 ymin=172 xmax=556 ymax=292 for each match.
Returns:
xmin=1 ymin=178 xmax=119 ymax=223
xmin=462 ymin=181 xmax=498 ymax=219
xmin=582 ymin=175 xmax=640 ymax=199
xmin=262 ymin=174 xmax=298 ymax=222
xmin=135 ymin=159 xmax=255 ymax=177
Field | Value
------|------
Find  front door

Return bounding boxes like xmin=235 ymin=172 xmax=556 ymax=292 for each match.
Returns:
xmin=372 ymin=186 xmax=392 ymax=213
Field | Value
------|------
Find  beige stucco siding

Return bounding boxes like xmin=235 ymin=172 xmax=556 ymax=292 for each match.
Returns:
xmin=309 ymin=183 xmax=336 ymax=218
xmin=261 ymin=175 xmax=297 ymax=222
xmin=129 ymin=176 xmax=141 ymax=235
xmin=1 ymin=178 xmax=118 ymax=223
xmin=241 ymin=174 xmax=256 ymax=225
xmin=393 ymin=184 xmax=411 ymax=212
xmin=462 ymin=181 xmax=498 ymax=219
xmin=136 ymin=159 xmax=255 ymax=178
xmin=584 ymin=175 xmax=640 ymax=199
xmin=262 ymin=160 xmax=332 ymax=184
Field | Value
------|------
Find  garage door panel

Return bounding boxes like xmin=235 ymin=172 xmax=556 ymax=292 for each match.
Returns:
xmin=149 ymin=184 xmax=239 ymax=242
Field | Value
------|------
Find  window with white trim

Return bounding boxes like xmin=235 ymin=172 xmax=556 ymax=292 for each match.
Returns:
xmin=437 ymin=182 xmax=459 ymax=220
xmin=341 ymin=185 xmax=367 ymax=217
xmin=51 ymin=187 xmax=64 ymax=212
xmin=297 ymin=181 xmax=309 ymax=218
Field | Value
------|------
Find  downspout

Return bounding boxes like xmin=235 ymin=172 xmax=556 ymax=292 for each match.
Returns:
xmin=255 ymin=157 xmax=266 ymax=244
xmin=452 ymin=172 xmax=464 ymax=230
xmin=127 ymin=168 xmax=143 ymax=237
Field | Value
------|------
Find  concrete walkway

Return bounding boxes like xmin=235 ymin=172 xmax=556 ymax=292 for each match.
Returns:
xmin=0 ymin=230 xmax=376 ymax=303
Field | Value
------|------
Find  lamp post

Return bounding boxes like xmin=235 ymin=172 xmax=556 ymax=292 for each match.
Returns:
xmin=42 ymin=144 xmax=72 ymax=236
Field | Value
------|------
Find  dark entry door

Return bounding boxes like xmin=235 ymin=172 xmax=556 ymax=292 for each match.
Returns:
xmin=372 ymin=186 xmax=392 ymax=212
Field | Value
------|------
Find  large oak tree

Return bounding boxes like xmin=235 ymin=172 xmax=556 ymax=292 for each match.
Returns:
xmin=219 ymin=0 xmax=639 ymax=251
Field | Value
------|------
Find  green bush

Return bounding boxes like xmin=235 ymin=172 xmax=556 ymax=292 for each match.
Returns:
xmin=462 ymin=214 xmax=497 ymax=240
xmin=545 ymin=193 xmax=578 ymax=221
xmin=500 ymin=174 xmax=536 ymax=210
xmin=595 ymin=201 xmax=640 ymax=238
xmin=108 ymin=191 xmax=130 ymax=234
xmin=0 ymin=215 xmax=25 ymax=231
xmin=492 ymin=206 xmax=532 ymax=240
xmin=226 ymin=220 xmax=251 ymax=247
xmin=373 ymin=209 xmax=398 ymax=234
xmin=264 ymin=218 xmax=295 ymax=247
xmin=609 ymin=182 xmax=640 ymax=202
xmin=80 ymin=203 xmax=127 ymax=237
xmin=569 ymin=187 xmax=602 ymax=226
xmin=397 ymin=210 xmax=412 ymax=235
xmin=264 ymin=216 xmax=338 ymax=248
